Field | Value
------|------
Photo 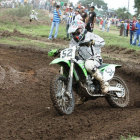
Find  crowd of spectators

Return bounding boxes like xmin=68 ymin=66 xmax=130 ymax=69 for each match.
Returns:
xmin=1 ymin=0 xmax=140 ymax=47
xmin=48 ymin=3 xmax=96 ymax=40
xmin=117 ymin=15 xmax=140 ymax=47
xmin=96 ymin=15 xmax=140 ymax=47
xmin=47 ymin=3 xmax=140 ymax=47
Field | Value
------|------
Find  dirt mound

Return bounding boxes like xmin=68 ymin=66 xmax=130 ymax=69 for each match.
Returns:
xmin=1 ymin=30 xmax=11 ymax=37
xmin=0 ymin=29 xmax=24 ymax=37
xmin=0 ymin=29 xmax=69 ymax=46
xmin=0 ymin=46 xmax=139 ymax=140
xmin=13 ymin=28 xmax=24 ymax=36
xmin=0 ymin=29 xmax=37 ymax=40
xmin=103 ymin=45 xmax=140 ymax=65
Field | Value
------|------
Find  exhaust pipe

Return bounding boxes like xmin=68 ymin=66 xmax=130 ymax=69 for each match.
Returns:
xmin=108 ymin=86 xmax=122 ymax=92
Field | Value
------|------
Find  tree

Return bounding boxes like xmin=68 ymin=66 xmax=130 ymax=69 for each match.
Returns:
xmin=79 ymin=0 xmax=108 ymax=11
xmin=134 ymin=0 xmax=140 ymax=15
xmin=115 ymin=7 xmax=132 ymax=20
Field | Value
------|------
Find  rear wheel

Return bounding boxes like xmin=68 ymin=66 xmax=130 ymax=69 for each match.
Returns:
xmin=50 ymin=75 xmax=75 ymax=115
xmin=106 ymin=75 xmax=129 ymax=108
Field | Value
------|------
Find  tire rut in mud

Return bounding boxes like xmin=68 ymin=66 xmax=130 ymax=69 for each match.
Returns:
xmin=0 ymin=47 xmax=139 ymax=140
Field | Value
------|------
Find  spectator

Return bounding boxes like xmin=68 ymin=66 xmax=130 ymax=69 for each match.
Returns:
xmin=96 ymin=17 xmax=100 ymax=25
xmin=49 ymin=1 xmax=52 ymax=13
xmin=102 ymin=18 xmax=106 ymax=31
xmin=60 ymin=1 xmax=64 ymax=8
xmin=30 ymin=10 xmax=38 ymax=22
xmin=126 ymin=20 xmax=130 ymax=37
xmin=74 ymin=9 xmax=83 ymax=21
xmin=48 ymin=4 xmax=61 ymax=40
xmin=86 ymin=5 xmax=96 ymax=32
xmin=124 ymin=21 xmax=127 ymax=36
xmin=132 ymin=16 xmax=140 ymax=46
xmin=107 ymin=19 xmax=111 ymax=32
xmin=120 ymin=21 xmax=124 ymax=36
xmin=130 ymin=16 xmax=137 ymax=45
xmin=78 ymin=3 xmax=81 ymax=9
xmin=62 ymin=11 xmax=66 ymax=23
xmin=85 ymin=6 xmax=89 ymax=14
xmin=99 ymin=18 xmax=103 ymax=30
xmin=66 ymin=7 xmax=75 ymax=40
xmin=80 ymin=6 xmax=88 ymax=23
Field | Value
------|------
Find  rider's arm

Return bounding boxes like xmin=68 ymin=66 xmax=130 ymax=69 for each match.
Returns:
xmin=90 ymin=33 xmax=105 ymax=47
xmin=69 ymin=39 xmax=78 ymax=48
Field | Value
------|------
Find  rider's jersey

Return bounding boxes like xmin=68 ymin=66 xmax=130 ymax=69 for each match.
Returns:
xmin=70 ymin=32 xmax=105 ymax=60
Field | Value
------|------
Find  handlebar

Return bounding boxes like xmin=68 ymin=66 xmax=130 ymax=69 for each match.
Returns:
xmin=79 ymin=40 xmax=95 ymax=47
xmin=48 ymin=40 xmax=95 ymax=57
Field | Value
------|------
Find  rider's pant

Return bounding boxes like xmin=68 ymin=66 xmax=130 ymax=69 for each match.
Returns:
xmin=85 ymin=59 xmax=101 ymax=74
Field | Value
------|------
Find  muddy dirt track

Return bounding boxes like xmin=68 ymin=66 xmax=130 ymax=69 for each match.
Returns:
xmin=0 ymin=46 xmax=140 ymax=140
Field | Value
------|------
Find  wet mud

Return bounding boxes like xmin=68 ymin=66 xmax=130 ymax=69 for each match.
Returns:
xmin=0 ymin=46 xmax=139 ymax=140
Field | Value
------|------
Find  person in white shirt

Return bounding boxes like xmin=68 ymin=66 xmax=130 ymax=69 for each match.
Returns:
xmin=74 ymin=9 xmax=83 ymax=21
xmin=107 ymin=19 xmax=111 ymax=32
xmin=66 ymin=7 xmax=75 ymax=40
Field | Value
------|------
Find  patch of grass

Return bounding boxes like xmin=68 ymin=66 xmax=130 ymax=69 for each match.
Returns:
xmin=6 ymin=5 xmax=32 ymax=17
xmin=0 ymin=21 xmax=66 ymax=39
xmin=0 ymin=8 xmax=139 ymax=50
xmin=120 ymin=135 xmax=139 ymax=140
xmin=18 ymin=24 xmax=66 ymax=38
xmin=94 ymin=29 xmax=140 ymax=51
xmin=0 ymin=36 xmax=46 ymax=48
xmin=0 ymin=36 xmax=63 ymax=49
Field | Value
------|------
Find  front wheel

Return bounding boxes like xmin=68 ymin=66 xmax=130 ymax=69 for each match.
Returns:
xmin=106 ymin=75 xmax=130 ymax=108
xmin=50 ymin=75 xmax=75 ymax=115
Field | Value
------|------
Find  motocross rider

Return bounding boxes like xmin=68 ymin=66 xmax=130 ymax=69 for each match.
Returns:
xmin=68 ymin=20 xmax=109 ymax=102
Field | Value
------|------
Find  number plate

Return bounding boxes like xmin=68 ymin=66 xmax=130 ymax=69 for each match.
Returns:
xmin=102 ymin=65 xmax=115 ymax=81
xmin=60 ymin=48 xmax=76 ymax=60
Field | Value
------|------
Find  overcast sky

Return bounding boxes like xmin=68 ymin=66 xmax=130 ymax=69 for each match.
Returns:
xmin=70 ymin=0 xmax=135 ymax=14
xmin=104 ymin=0 xmax=135 ymax=14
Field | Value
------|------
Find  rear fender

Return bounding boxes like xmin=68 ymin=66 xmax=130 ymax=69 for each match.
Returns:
xmin=101 ymin=64 xmax=121 ymax=81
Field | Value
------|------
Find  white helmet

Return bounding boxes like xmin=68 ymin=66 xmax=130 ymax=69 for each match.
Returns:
xmin=68 ymin=20 xmax=86 ymax=42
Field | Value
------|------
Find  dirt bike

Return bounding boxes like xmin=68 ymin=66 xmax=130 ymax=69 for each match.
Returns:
xmin=48 ymin=42 xmax=129 ymax=115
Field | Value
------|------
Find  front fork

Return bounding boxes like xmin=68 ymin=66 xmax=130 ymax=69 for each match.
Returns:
xmin=59 ymin=60 xmax=74 ymax=99
xmin=67 ymin=59 xmax=74 ymax=95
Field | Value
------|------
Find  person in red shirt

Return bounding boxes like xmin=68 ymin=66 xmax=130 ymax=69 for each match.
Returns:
xmin=130 ymin=16 xmax=137 ymax=44
xmin=99 ymin=18 xmax=103 ymax=30
xmin=126 ymin=20 xmax=130 ymax=36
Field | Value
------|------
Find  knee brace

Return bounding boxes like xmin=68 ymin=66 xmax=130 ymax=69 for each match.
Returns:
xmin=85 ymin=60 xmax=97 ymax=73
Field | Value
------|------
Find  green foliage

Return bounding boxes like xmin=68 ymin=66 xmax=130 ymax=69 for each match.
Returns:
xmin=134 ymin=0 xmax=140 ymax=15
xmin=115 ymin=7 xmax=131 ymax=19
xmin=120 ymin=135 xmax=139 ymax=140
xmin=60 ymin=0 xmax=68 ymax=3
xmin=7 ymin=5 xmax=32 ymax=17
xmin=79 ymin=0 xmax=108 ymax=11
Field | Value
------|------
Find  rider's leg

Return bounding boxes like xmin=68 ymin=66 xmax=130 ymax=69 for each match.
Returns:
xmin=85 ymin=59 xmax=109 ymax=94
xmin=76 ymin=59 xmax=109 ymax=105
xmin=92 ymin=69 xmax=109 ymax=93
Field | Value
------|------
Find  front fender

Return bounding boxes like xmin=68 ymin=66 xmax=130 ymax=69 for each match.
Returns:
xmin=50 ymin=58 xmax=80 ymax=81
xmin=50 ymin=58 xmax=70 ymax=66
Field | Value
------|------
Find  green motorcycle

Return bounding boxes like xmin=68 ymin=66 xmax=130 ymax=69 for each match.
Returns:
xmin=48 ymin=43 xmax=129 ymax=115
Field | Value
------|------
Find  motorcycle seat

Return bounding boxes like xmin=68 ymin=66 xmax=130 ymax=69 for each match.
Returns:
xmin=98 ymin=63 xmax=109 ymax=69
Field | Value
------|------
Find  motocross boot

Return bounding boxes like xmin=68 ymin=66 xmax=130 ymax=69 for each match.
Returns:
xmin=92 ymin=69 xmax=109 ymax=94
